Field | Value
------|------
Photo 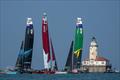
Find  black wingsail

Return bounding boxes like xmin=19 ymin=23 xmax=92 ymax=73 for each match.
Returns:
xmin=64 ymin=41 xmax=74 ymax=71
xmin=15 ymin=41 xmax=24 ymax=71
xmin=23 ymin=18 xmax=34 ymax=69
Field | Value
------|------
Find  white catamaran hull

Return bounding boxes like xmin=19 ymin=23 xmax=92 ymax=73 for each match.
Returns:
xmin=55 ymin=71 xmax=67 ymax=74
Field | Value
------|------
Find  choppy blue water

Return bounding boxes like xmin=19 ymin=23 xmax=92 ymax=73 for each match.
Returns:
xmin=0 ymin=73 xmax=120 ymax=80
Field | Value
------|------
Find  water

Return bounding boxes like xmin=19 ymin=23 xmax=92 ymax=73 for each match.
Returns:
xmin=0 ymin=73 xmax=120 ymax=80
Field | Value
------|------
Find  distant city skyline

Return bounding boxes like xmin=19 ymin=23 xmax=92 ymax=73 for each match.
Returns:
xmin=0 ymin=0 xmax=120 ymax=70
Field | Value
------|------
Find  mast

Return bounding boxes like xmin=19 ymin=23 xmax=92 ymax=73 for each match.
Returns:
xmin=50 ymin=39 xmax=58 ymax=71
xmin=64 ymin=41 xmax=73 ymax=71
xmin=15 ymin=41 xmax=24 ymax=70
xmin=42 ymin=13 xmax=51 ymax=70
xmin=73 ymin=18 xmax=83 ymax=69
xmin=23 ymin=18 xmax=34 ymax=69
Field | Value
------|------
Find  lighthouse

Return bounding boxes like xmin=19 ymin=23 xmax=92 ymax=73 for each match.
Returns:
xmin=81 ymin=37 xmax=112 ymax=72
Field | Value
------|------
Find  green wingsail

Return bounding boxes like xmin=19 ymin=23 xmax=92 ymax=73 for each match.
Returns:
xmin=73 ymin=18 xmax=83 ymax=69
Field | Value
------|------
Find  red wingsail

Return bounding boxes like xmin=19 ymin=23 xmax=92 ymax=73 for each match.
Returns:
xmin=42 ymin=13 xmax=51 ymax=63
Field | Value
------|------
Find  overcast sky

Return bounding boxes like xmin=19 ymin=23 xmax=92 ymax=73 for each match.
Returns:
xmin=0 ymin=0 xmax=120 ymax=70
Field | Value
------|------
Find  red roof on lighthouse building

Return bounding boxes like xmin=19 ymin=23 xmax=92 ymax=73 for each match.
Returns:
xmin=95 ymin=56 xmax=109 ymax=61
xmin=83 ymin=56 xmax=109 ymax=62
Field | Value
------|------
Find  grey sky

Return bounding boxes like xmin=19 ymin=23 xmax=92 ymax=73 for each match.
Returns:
xmin=0 ymin=0 xmax=120 ymax=70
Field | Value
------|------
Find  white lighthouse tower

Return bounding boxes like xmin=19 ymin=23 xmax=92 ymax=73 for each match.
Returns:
xmin=89 ymin=37 xmax=98 ymax=60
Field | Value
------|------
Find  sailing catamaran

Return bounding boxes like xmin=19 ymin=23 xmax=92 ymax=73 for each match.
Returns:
xmin=64 ymin=18 xmax=83 ymax=73
xmin=15 ymin=18 xmax=34 ymax=73
xmin=41 ymin=12 xmax=58 ymax=74
xmin=72 ymin=18 xmax=83 ymax=73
